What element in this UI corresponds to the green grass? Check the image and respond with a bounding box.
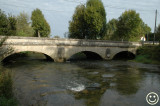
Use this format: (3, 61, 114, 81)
(0, 37, 18, 106)
(133, 45, 160, 64)
(134, 55, 156, 64)
(0, 69, 18, 106)
(0, 96, 17, 106)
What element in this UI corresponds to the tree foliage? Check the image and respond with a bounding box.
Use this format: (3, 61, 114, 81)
(7, 15, 17, 35)
(141, 22, 151, 35)
(16, 12, 34, 37)
(116, 10, 142, 41)
(85, 0, 106, 39)
(54, 35, 60, 38)
(31, 8, 51, 37)
(69, 5, 86, 39)
(156, 24, 160, 41)
(115, 10, 150, 41)
(69, 0, 106, 39)
(0, 9, 16, 36)
(104, 19, 118, 40)
(0, 9, 8, 35)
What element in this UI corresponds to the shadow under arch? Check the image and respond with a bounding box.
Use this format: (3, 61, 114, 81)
(68, 51, 103, 61)
(2, 51, 54, 63)
(113, 51, 135, 60)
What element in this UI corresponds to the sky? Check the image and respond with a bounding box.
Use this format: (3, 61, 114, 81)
(0, 0, 160, 38)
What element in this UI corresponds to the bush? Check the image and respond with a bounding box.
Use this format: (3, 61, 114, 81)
(135, 45, 160, 64)
(0, 96, 17, 106)
(0, 34, 17, 106)
(0, 68, 18, 106)
(0, 70, 13, 98)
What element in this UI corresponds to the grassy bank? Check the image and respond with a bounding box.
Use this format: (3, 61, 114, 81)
(0, 37, 18, 106)
(133, 45, 160, 64)
(0, 67, 18, 106)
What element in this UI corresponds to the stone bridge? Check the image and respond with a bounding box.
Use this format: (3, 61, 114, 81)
(0, 36, 142, 62)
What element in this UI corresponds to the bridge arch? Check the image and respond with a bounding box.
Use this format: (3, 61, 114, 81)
(0, 36, 141, 62)
(67, 50, 103, 61)
(2, 50, 54, 62)
(112, 51, 136, 60)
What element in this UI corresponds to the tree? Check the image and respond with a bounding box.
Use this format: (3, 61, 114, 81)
(0, 9, 16, 36)
(69, 0, 106, 39)
(31, 8, 51, 37)
(69, 4, 86, 39)
(142, 22, 151, 35)
(104, 18, 118, 40)
(64, 32, 68, 38)
(116, 10, 147, 41)
(16, 12, 34, 37)
(54, 35, 60, 38)
(0, 9, 8, 35)
(156, 24, 160, 41)
(85, 0, 106, 39)
(7, 15, 17, 36)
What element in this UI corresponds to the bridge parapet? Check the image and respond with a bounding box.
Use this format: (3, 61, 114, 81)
(0, 36, 143, 62)
(0, 36, 142, 48)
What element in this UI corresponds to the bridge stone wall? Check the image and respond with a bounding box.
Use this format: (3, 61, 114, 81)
(0, 36, 142, 62)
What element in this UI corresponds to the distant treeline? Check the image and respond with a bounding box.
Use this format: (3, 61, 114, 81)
(1, 0, 160, 41)
(146, 33, 160, 41)
(68, 0, 160, 41)
(0, 8, 50, 37)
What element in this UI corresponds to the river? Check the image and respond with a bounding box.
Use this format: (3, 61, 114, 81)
(2, 55, 160, 106)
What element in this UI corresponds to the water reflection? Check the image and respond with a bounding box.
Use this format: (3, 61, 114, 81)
(72, 64, 109, 106)
(71, 62, 144, 106)
(114, 65, 143, 95)
(2, 58, 160, 106)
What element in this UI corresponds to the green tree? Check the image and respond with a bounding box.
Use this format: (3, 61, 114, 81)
(69, 0, 106, 39)
(31, 8, 51, 37)
(85, 0, 106, 39)
(16, 12, 34, 37)
(104, 18, 118, 40)
(116, 10, 146, 41)
(142, 22, 151, 35)
(0, 10, 17, 36)
(0, 9, 8, 35)
(54, 35, 60, 38)
(69, 4, 86, 39)
(7, 15, 17, 36)
(156, 24, 160, 41)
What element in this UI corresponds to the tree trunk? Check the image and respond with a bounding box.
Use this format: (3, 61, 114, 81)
(38, 31, 40, 37)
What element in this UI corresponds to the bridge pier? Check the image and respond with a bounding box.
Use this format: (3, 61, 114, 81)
(54, 58, 66, 62)
(44, 54, 54, 61)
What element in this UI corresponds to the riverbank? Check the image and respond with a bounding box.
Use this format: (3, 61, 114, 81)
(0, 66, 18, 106)
(0, 38, 18, 106)
(133, 45, 160, 64)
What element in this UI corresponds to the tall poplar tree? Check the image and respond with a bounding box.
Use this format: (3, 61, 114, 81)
(85, 0, 106, 39)
(69, 5, 86, 39)
(31, 8, 51, 37)
(69, 0, 106, 39)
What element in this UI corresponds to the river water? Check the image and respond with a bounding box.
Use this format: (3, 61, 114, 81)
(2, 56, 160, 106)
